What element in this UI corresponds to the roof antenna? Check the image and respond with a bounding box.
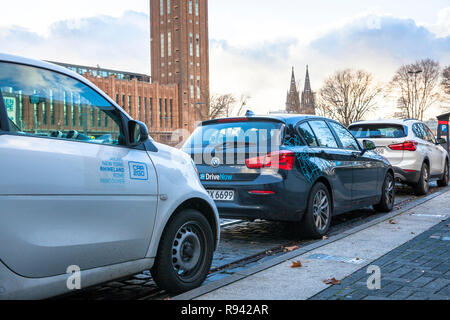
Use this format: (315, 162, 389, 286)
(245, 110, 255, 117)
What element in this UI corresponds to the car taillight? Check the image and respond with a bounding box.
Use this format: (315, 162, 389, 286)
(388, 141, 418, 151)
(246, 150, 296, 171)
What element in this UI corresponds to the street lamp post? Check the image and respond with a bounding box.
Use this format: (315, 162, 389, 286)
(408, 69, 423, 119)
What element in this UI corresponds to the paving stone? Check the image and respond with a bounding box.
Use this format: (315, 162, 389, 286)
(312, 219, 450, 301)
(423, 279, 450, 294)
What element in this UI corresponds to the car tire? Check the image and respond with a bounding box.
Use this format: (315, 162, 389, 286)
(413, 163, 430, 196)
(151, 209, 214, 294)
(374, 172, 395, 213)
(300, 182, 332, 239)
(437, 160, 449, 187)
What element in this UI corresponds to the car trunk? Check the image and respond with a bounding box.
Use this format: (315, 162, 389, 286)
(358, 137, 405, 165)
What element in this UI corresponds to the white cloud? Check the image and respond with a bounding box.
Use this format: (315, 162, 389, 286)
(0, 11, 150, 74)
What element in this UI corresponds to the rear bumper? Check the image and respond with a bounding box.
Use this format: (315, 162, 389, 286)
(393, 166, 421, 184)
(202, 178, 309, 222)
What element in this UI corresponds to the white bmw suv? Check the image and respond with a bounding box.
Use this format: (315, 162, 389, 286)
(0, 53, 220, 299)
(349, 119, 449, 195)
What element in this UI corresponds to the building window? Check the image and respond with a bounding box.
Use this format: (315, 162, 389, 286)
(122, 94, 125, 108)
(128, 96, 132, 114)
(144, 97, 147, 124)
(161, 33, 165, 58)
(159, 99, 163, 127)
(196, 0, 199, 16)
(190, 75, 194, 98)
(138, 96, 142, 121)
(43, 102, 47, 125)
(160, 0, 164, 15)
(115, 94, 119, 104)
(197, 76, 201, 99)
(189, 0, 192, 14)
(150, 98, 153, 127)
(196, 34, 200, 57)
(170, 99, 173, 127)
(168, 32, 172, 57)
(189, 33, 193, 56)
(164, 99, 168, 128)
(167, 0, 171, 14)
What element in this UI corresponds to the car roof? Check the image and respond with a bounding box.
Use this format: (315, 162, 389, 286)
(202, 114, 329, 126)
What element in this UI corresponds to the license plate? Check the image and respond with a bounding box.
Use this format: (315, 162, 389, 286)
(207, 190, 235, 202)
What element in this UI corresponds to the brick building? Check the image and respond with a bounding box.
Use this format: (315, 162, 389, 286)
(150, 0, 210, 134)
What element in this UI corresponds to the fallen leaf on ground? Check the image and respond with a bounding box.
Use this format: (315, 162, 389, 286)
(322, 236, 329, 240)
(290, 261, 302, 268)
(355, 257, 360, 261)
(389, 219, 397, 225)
(285, 245, 299, 252)
(323, 278, 341, 285)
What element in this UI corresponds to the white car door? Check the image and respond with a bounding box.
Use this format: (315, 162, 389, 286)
(0, 61, 158, 278)
(423, 124, 444, 176)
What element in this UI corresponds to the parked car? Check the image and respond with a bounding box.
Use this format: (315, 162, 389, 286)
(349, 119, 449, 195)
(182, 113, 395, 239)
(0, 53, 220, 299)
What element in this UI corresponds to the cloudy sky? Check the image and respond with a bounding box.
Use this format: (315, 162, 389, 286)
(1, 0, 450, 118)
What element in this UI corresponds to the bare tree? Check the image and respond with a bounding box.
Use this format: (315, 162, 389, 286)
(389, 59, 441, 121)
(443, 66, 450, 95)
(317, 69, 382, 126)
(203, 93, 250, 120)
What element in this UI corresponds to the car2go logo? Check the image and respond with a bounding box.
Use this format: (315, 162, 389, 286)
(128, 162, 149, 181)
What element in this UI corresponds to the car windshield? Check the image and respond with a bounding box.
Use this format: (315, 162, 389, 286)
(182, 120, 284, 151)
(349, 124, 407, 139)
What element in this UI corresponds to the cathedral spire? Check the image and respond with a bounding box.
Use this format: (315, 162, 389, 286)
(286, 67, 301, 114)
(301, 65, 316, 115)
(304, 65, 312, 93)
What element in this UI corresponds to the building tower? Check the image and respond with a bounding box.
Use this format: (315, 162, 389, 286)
(285, 67, 301, 114)
(300, 65, 316, 115)
(150, 0, 210, 133)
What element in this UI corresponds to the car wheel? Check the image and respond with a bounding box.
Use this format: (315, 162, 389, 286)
(374, 172, 395, 213)
(151, 209, 214, 294)
(413, 162, 430, 196)
(437, 160, 449, 187)
(300, 182, 332, 239)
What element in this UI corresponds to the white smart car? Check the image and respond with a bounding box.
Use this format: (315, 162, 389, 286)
(0, 53, 220, 299)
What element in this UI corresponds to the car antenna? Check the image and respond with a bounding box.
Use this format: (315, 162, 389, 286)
(245, 110, 255, 117)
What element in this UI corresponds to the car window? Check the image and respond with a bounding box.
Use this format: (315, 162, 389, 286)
(0, 62, 126, 146)
(329, 121, 360, 151)
(424, 125, 436, 143)
(349, 124, 406, 139)
(297, 122, 318, 147)
(308, 120, 338, 148)
(412, 123, 427, 140)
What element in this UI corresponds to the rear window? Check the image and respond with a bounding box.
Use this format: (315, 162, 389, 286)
(349, 124, 407, 139)
(183, 121, 284, 151)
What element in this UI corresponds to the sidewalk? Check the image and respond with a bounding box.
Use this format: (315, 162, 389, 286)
(311, 219, 449, 300)
(189, 190, 450, 300)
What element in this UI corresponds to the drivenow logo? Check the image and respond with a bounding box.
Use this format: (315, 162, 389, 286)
(200, 173, 232, 181)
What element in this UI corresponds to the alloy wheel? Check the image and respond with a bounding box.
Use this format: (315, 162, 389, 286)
(385, 175, 395, 207)
(313, 190, 330, 232)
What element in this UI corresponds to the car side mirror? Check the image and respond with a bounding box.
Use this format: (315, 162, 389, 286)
(436, 138, 446, 145)
(128, 120, 149, 146)
(363, 140, 376, 151)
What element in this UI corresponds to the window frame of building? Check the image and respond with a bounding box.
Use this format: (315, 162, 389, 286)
(189, 0, 193, 14)
(189, 33, 194, 57)
(195, 0, 199, 16)
(161, 33, 165, 58)
(168, 32, 172, 57)
(160, 0, 164, 16)
(196, 34, 200, 58)
(190, 75, 194, 98)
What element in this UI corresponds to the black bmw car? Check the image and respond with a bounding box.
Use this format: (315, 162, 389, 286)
(182, 113, 395, 238)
